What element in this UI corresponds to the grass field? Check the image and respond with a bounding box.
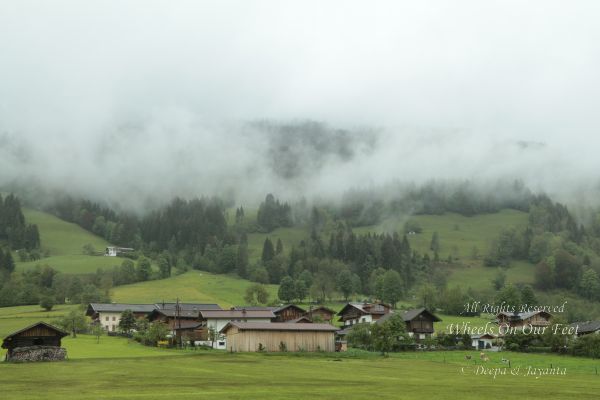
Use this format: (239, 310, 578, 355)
(0, 304, 78, 337)
(111, 270, 279, 308)
(355, 209, 528, 262)
(15, 209, 121, 274)
(2, 348, 600, 399)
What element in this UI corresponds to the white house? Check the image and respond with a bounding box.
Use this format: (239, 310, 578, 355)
(104, 247, 134, 257)
(471, 333, 496, 350)
(199, 309, 275, 349)
(86, 303, 156, 332)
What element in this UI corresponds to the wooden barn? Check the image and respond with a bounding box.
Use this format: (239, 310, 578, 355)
(2, 321, 68, 361)
(272, 304, 307, 322)
(220, 322, 338, 352)
(305, 306, 336, 323)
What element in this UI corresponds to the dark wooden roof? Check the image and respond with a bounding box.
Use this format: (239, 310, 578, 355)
(570, 321, 600, 334)
(86, 303, 156, 316)
(287, 317, 313, 323)
(309, 306, 336, 314)
(375, 308, 442, 324)
(148, 308, 200, 319)
(2, 322, 68, 348)
(273, 304, 307, 314)
(220, 322, 338, 334)
(200, 310, 276, 319)
(156, 303, 221, 311)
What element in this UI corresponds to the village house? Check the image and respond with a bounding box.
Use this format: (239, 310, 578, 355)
(2, 322, 68, 362)
(496, 311, 552, 335)
(304, 306, 336, 323)
(219, 322, 338, 352)
(199, 309, 276, 349)
(148, 303, 221, 330)
(569, 321, 600, 337)
(337, 302, 393, 327)
(272, 304, 307, 322)
(376, 308, 441, 340)
(86, 303, 157, 332)
(471, 333, 496, 350)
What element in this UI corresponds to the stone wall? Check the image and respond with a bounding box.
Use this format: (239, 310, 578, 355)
(7, 346, 67, 362)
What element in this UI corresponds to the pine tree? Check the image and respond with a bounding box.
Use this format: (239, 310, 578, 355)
(261, 238, 274, 263)
(275, 238, 284, 255)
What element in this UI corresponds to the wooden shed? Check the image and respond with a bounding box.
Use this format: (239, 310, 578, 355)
(220, 322, 338, 352)
(2, 321, 68, 361)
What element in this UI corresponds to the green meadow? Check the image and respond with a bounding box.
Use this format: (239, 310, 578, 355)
(111, 270, 279, 308)
(2, 347, 600, 399)
(16, 209, 120, 274)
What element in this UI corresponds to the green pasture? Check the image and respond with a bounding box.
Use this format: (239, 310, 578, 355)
(15, 208, 119, 274)
(111, 270, 279, 308)
(2, 349, 600, 399)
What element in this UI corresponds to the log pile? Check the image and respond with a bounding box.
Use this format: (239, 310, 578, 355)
(7, 346, 67, 362)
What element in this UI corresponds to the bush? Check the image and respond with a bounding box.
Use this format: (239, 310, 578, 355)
(39, 295, 55, 311)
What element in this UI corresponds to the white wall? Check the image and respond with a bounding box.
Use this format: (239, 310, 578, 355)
(99, 312, 121, 331)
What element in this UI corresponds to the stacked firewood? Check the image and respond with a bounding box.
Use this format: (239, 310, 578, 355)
(8, 346, 67, 362)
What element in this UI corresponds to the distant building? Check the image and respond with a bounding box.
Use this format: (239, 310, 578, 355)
(86, 303, 156, 332)
(199, 309, 275, 349)
(336, 302, 393, 327)
(570, 321, 600, 337)
(220, 322, 338, 352)
(2, 322, 68, 362)
(305, 306, 336, 323)
(104, 247, 134, 257)
(496, 311, 552, 334)
(471, 333, 496, 350)
(376, 308, 441, 340)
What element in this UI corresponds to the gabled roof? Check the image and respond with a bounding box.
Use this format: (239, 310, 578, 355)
(220, 322, 338, 334)
(273, 304, 307, 314)
(401, 308, 441, 322)
(570, 321, 600, 334)
(471, 333, 496, 339)
(86, 303, 156, 316)
(287, 317, 313, 323)
(199, 310, 276, 319)
(148, 308, 200, 319)
(375, 308, 442, 325)
(156, 303, 221, 311)
(2, 321, 68, 348)
(308, 306, 336, 315)
(233, 306, 277, 311)
(337, 303, 389, 316)
(496, 310, 552, 321)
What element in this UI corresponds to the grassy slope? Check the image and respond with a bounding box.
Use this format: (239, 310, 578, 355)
(2, 350, 600, 399)
(16, 209, 122, 274)
(111, 270, 279, 308)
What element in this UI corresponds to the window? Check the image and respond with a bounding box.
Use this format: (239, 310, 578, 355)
(112, 316, 116, 321)
(111, 325, 115, 331)
(105, 316, 109, 321)
(218, 341, 225, 346)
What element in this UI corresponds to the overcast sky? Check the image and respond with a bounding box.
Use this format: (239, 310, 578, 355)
(1, 1, 599, 208)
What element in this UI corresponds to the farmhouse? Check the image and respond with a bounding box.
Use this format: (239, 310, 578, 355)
(272, 304, 307, 322)
(149, 303, 221, 330)
(220, 322, 338, 352)
(2, 322, 68, 362)
(305, 306, 336, 322)
(199, 309, 276, 349)
(376, 308, 441, 340)
(569, 321, 600, 337)
(496, 311, 552, 335)
(86, 303, 157, 332)
(337, 302, 392, 327)
(471, 333, 496, 350)
(104, 246, 134, 257)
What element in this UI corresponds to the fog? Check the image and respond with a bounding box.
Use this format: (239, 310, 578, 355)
(1, 1, 599, 209)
